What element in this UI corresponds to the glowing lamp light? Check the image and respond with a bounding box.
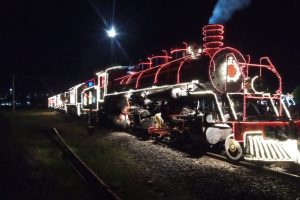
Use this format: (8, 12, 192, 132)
(106, 26, 117, 38)
(220, 56, 241, 82)
(87, 81, 94, 87)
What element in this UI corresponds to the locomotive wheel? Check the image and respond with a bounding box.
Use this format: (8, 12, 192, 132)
(225, 134, 243, 161)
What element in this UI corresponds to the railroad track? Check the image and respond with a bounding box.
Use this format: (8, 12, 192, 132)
(49, 128, 122, 200)
(204, 151, 300, 184)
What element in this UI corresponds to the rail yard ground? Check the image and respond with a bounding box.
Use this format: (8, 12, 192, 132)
(0, 109, 300, 200)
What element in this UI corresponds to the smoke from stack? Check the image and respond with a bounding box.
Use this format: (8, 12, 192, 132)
(209, 0, 252, 24)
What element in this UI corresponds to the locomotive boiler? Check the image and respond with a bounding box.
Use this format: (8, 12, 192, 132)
(49, 24, 300, 162)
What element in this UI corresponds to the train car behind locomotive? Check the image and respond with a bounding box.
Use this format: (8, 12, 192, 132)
(49, 24, 300, 163)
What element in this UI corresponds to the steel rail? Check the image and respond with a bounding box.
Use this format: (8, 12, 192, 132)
(50, 128, 122, 200)
(204, 151, 300, 184)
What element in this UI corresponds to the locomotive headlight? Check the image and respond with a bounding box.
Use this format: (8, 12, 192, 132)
(223, 56, 241, 82)
(219, 56, 241, 83)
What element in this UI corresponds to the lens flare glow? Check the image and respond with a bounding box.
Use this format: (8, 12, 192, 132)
(106, 26, 117, 38)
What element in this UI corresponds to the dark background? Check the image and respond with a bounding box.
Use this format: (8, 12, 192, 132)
(1, 0, 299, 95)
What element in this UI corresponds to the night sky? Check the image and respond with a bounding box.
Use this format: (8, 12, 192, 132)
(1, 0, 300, 94)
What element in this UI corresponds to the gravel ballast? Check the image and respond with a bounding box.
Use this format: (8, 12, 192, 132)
(103, 131, 300, 200)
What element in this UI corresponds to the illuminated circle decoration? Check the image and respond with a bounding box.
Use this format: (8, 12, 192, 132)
(209, 47, 246, 93)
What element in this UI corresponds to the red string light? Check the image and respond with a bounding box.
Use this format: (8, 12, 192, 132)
(202, 24, 224, 55)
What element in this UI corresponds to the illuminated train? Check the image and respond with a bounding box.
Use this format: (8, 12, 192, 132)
(49, 24, 300, 162)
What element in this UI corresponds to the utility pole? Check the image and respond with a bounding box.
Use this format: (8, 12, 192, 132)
(12, 73, 15, 112)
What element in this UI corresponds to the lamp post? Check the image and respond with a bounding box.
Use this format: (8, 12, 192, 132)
(12, 74, 15, 112)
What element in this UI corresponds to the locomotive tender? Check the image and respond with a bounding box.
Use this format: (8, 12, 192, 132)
(49, 24, 300, 162)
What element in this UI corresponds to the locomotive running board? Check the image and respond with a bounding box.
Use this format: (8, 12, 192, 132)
(244, 135, 298, 162)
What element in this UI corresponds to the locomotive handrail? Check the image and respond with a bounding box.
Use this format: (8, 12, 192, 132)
(136, 64, 160, 88)
(121, 76, 130, 85)
(259, 56, 282, 94)
(170, 42, 188, 54)
(135, 61, 152, 71)
(114, 74, 131, 81)
(176, 57, 191, 84)
(241, 55, 251, 77)
(148, 55, 172, 68)
(170, 48, 187, 54)
(148, 55, 172, 60)
(154, 62, 171, 84)
(125, 72, 139, 85)
(153, 56, 191, 84)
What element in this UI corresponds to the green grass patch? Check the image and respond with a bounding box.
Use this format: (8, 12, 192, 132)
(1, 110, 96, 200)
(1, 109, 166, 200)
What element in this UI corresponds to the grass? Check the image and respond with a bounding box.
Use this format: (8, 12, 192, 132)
(1, 109, 96, 200)
(1, 109, 166, 200)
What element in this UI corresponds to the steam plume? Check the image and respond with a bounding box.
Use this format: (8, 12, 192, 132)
(209, 0, 252, 24)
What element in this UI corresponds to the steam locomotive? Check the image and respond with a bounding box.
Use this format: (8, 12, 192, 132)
(48, 24, 300, 162)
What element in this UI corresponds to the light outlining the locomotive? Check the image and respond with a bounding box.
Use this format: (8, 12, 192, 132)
(281, 98, 292, 120)
(282, 94, 296, 107)
(250, 76, 264, 94)
(243, 131, 298, 161)
(262, 93, 279, 116)
(226, 93, 238, 120)
(202, 24, 224, 54)
(49, 24, 300, 164)
(187, 46, 202, 59)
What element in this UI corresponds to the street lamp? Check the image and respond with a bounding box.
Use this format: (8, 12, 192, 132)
(106, 26, 117, 38)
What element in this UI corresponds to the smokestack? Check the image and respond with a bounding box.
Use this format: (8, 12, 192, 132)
(209, 0, 252, 24)
(202, 24, 224, 55)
